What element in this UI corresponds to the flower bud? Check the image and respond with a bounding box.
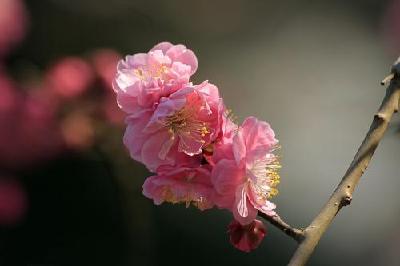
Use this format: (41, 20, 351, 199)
(227, 219, 266, 252)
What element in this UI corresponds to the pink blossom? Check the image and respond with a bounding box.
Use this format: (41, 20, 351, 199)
(211, 117, 280, 225)
(45, 57, 94, 99)
(0, 0, 28, 57)
(123, 81, 223, 172)
(142, 165, 214, 210)
(113, 42, 198, 114)
(228, 219, 266, 252)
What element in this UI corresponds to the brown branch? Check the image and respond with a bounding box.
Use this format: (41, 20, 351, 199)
(287, 57, 400, 266)
(258, 212, 305, 242)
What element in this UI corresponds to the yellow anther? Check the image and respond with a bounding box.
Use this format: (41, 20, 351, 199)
(269, 188, 279, 198)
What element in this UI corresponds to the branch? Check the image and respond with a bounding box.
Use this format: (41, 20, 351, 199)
(287, 57, 400, 266)
(258, 212, 305, 242)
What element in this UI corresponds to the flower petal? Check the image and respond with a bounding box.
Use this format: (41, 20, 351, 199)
(150, 42, 173, 53)
(166, 45, 198, 75)
(233, 185, 258, 225)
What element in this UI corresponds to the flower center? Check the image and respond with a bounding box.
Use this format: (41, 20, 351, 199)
(133, 65, 168, 81)
(164, 106, 210, 142)
(248, 152, 281, 200)
(160, 186, 212, 210)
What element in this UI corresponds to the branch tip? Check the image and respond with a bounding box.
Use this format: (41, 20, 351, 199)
(381, 73, 394, 86)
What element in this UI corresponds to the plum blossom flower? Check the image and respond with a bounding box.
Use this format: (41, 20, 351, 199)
(211, 116, 281, 225)
(227, 219, 266, 252)
(142, 165, 214, 210)
(123, 81, 223, 172)
(114, 42, 198, 114)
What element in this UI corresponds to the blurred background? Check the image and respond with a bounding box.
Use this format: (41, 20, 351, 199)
(0, 0, 400, 265)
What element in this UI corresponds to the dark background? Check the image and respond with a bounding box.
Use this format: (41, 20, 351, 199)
(1, 0, 400, 265)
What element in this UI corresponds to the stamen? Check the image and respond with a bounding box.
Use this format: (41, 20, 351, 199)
(249, 152, 281, 201)
(225, 108, 238, 124)
(133, 68, 145, 80)
(161, 186, 211, 210)
(163, 105, 211, 145)
(162, 187, 178, 204)
(133, 65, 169, 81)
(268, 188, 279, 197)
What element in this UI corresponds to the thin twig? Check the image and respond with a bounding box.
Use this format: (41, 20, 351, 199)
(381, 73, 394, 85)
(287, 57, 400, 266)
(258, 212, 304, 242)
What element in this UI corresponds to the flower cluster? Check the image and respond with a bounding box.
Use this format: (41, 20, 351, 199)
(114, 42, 281, 252)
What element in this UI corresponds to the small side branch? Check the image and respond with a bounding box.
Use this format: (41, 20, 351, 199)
(258, 212, 304, 243)
(287, 57, 400, 266)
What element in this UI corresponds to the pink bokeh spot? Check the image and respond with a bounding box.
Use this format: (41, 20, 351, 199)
(61, 111, 95, 150)
(0, 0, 28, 57)
(45, 57, 94, 99)
(0, 178, 27, 225)
(91, 49, 121, 90)
(0, 80, 64, 169)
(0, 70, 19, 113)
(103, 92, 125, 125)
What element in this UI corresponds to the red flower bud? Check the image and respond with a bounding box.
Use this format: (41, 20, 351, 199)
(228, 219, 266, 252)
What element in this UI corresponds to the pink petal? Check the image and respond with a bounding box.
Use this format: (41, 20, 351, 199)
(159, 134, 176, 160)
(148, 50, 171, 67)
(211, 159, 244, 195)
(117, 91, 141, 114)
(150, 42, 173, 53)
(166, 45, 198, 75)
(177, 133, 203, 156)
(233, 186, 258, 225)
(123, 111, 153, 162)
(141, 130, 174, 171)
(142, 175, 164, 205)
(237, 185, 248, 217)
(114, 70, 140, 93)
(124, 53, 148, 69)
(233, 130, 246, 167)
(241, 117, 278, 160)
